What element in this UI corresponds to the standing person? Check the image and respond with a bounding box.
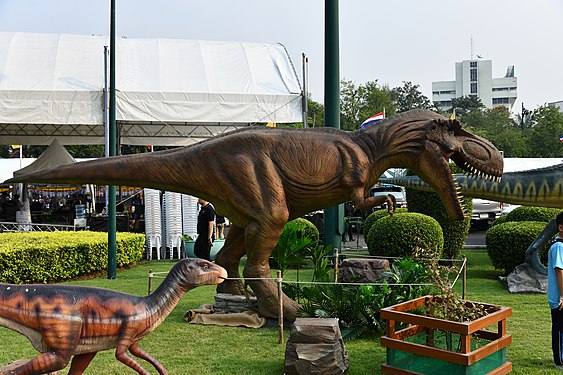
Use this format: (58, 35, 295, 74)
(194, 198, 215, 261)
(216, 214, 226, 240)
(548, 211, 563, 369)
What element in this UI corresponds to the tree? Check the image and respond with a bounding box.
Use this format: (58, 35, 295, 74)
(527, 105, 563, 157)
(451, 95, 485, 119)
(391, 81, 434, 113)
(340, 79, 396, 131)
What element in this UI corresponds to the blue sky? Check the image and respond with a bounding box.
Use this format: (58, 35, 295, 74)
(0, 0, 562, 111)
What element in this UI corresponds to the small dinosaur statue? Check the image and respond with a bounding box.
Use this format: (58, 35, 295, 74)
(0, 259, 227, 375)
(5, 109, 503, 321)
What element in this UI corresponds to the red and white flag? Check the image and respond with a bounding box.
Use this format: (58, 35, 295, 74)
(360, 112, 385, 128)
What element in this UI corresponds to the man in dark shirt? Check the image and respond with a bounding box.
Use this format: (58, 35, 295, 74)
(194, 198, 215, 260)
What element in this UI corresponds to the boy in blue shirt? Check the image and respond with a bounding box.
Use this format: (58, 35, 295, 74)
(548, 211, 563, 369)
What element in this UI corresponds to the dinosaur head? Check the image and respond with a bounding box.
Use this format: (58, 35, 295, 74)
(173, 259, 228, 290)
(410, 115, 503, 220)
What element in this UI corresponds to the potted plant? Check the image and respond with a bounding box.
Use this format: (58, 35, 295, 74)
(182, 235, 225, 261)
(379, 247, 512, 374)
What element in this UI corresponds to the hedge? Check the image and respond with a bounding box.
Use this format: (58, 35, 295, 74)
(363, 208, 408, 238)
(485, 221, 550, 275)
(366, 212, 444, 258)
(0, 231, 145, 283)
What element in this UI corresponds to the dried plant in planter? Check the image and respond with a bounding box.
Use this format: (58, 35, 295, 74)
(412, 244, 499, 323)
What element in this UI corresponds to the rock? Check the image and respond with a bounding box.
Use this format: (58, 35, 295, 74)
(504, 263, 547, 293)
(338, 258, 390, 283)
(213, 293, 259, 313)
(284, 318, 349, 375)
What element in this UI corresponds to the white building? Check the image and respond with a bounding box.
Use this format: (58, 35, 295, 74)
(549, 100, 563, 112)
(432, 60, 517, 111)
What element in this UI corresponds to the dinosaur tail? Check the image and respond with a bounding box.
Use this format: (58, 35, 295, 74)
(4, 149, 202, 196)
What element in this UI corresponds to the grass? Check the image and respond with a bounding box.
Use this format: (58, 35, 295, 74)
(0, 250, 558, 374)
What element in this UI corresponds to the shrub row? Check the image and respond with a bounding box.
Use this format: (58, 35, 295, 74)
(0, 231, 145, 283)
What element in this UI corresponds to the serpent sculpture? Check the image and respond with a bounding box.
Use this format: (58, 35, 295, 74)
(5, 109, 503, 321)
(0, 259, 227, 375)
(381, 163, 563, 275)
(380, 163, 563, 209)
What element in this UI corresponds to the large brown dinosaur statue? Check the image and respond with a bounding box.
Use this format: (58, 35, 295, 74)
(5, 109, 504, 322)
(0, 259, 227, 375)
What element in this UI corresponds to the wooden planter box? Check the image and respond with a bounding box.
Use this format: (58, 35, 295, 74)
(380, 295, 512, 375)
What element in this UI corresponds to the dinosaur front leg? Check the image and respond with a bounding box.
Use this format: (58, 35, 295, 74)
(129, 342, 167, 375)
(215, 225, 246, 295)
(243, 222, 300, 322)
(68, 352, 97, 374)
(351, 189, 395, 212)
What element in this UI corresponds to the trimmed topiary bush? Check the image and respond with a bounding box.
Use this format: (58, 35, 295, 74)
(491, 215, 509, 226)
(405, 188, 472, 259)
(485, 221, 551, 275)
(504, 206, 561, 223)
(366, 212, 444, 258)
(363, 208, 408, 237)
(271, 218, 319, 274)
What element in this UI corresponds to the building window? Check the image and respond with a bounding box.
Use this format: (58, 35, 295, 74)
(470, 68, 477, 81)
(470, 61, 477, 68)
(470, 82, 477, 94)
(493, 98, 510, 105)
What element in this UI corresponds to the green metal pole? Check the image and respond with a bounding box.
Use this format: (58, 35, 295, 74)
(108, 0, 117, 279)
(323, 0, 343, 253)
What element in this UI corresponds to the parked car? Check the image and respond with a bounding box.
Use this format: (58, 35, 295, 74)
(500, 204, 521, 216)
(370, 185, 407, 210)
(471, 199, 503, 227)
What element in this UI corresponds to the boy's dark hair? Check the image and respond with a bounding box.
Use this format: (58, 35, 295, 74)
(556, 211, 563, 227)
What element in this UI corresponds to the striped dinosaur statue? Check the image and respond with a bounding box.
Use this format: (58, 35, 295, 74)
(5, 109, 503, 321)
(0, 259, 227, 375)
(380, 164, 563, 275)
(380, 163, 563, 209)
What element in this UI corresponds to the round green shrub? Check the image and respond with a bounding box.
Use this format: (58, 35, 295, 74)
(492, 215, 509, 226)
(485, 221, 551, 275)
(504, 206, 561, 223)
(366, 212, 444, 258)
(363, 208, 408, 237)
(405, 188, 472, 259)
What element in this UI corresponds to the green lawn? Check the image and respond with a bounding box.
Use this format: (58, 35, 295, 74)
(0, 250, 557, 374)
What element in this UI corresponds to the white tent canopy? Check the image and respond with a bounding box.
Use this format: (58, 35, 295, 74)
(13, 139, 75, 178)
(0, 32, 303, 146)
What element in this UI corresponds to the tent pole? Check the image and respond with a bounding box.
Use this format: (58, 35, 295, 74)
(107, 0, 117, 279)
(302, 53, 308, 128)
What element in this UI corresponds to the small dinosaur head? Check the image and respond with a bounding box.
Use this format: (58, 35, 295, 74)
(413, 115, 503, 220)
(173, 259, 228, 290)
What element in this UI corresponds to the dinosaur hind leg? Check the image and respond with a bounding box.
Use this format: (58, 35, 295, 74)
(243, 221, 300, 322)
(129, 342, 167, 375)
(115, 329, 152, 375)
(215, 225, 246, 295)
(68, 352, 97, 374)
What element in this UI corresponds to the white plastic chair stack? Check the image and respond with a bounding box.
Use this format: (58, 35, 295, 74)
(164, 191, 183, 259)
(144, 189, 162, 260)
(181, 194, 198, 239)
